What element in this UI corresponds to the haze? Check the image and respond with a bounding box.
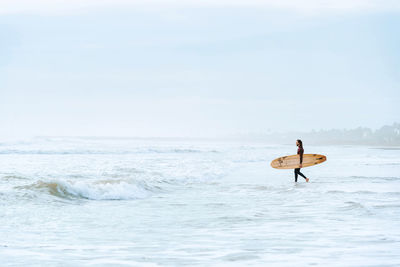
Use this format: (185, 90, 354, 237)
(1, 0, 399, 138)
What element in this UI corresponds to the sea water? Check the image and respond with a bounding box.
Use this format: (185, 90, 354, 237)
(0, 137, 399, 266)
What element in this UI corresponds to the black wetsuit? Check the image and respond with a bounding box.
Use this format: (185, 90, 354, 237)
(294, 147, 307, 182)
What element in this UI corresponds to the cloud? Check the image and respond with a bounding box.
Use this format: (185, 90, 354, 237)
(1, 0, 400, 15)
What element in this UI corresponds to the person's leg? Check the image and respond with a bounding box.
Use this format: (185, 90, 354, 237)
(297, 169, 307, 179)
(297, 169, 309, 182)
(294, 168, 299, 182)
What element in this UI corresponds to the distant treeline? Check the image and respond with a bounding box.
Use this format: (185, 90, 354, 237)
(286, 123, 400, 146)
(234, 123, 400, 146)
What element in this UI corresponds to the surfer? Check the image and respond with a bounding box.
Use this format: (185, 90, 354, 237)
(295, 139, 309, 182)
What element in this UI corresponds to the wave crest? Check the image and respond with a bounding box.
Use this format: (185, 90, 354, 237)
(26, 179, 152, 200)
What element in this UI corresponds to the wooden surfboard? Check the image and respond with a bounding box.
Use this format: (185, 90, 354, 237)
(271, 154, 326, 169)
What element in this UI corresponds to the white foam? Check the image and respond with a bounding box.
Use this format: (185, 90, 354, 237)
(54, 179, 151, 200)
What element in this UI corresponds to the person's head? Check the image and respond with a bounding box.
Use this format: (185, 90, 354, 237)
(296, 139, 303, 147)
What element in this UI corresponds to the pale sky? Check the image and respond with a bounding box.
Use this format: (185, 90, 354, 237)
(0, 0, 399, 138)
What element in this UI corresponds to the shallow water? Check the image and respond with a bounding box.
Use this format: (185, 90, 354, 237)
(0, 138, 399, 266)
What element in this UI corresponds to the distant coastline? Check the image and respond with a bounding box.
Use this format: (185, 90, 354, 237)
(228, 123, 400, 146)
(23, 123, 400, 147)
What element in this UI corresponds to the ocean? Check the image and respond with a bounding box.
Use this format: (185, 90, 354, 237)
(0, 137, 399, 266)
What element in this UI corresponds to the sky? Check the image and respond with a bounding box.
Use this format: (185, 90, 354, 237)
(0, 0, 399, 138)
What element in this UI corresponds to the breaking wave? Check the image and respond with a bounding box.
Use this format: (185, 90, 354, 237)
(22, 179, 155, 200)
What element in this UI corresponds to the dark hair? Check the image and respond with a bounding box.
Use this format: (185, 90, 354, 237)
(297, 139, 303, 147)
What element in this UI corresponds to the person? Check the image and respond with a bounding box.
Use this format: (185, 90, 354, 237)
(295, 139, 309, 182)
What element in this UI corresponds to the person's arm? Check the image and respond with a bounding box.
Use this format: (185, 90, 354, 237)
(299, 150, 303, 167)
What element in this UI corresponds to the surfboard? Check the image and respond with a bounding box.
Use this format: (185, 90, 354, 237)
(270, 154, 326, 169)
